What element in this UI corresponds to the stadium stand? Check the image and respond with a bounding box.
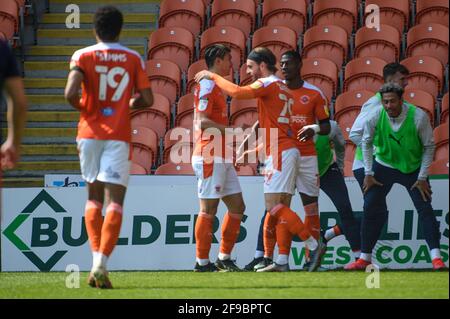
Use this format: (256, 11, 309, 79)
(354, 24, 401, 62)
(441, 93, 449, 124)
(404, 89, 436, 126)
(147, 26, 195, 72)
(131, 126, 159, 165)
(343, 57, 387, 93)
(163, 127, 194, 164)
(131, 144, 155, 174)
(364, 0, 410, 33)
(301, 57, 339, 103)
(155, 162, 195, 175)
(158, 0, 206, 37)
(251, 26, 298, 63)
(434, 123, 449, 161)
(130, 162, 149, 175)
(415, 0, 449, 27)
(302, 25, 349, 70)
(210, 0, 256, 38)
(0, 0, 18, 40)
(312, 0, 358, 35)
(261, 0, 307, 35)
(429, 159, 449, 175)
(175, 93, 195, 128)
(229, 98, 258, 128)
(401, 55, 444, 98)
(145, 59, 181, 105)
(187, 59, 207, 94)
(406, 23, 449, 66)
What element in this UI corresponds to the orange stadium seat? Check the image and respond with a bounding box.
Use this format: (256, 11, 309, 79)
(312, 0, 358, 35)
(354, 24, 401, 62)
(303, 25, 349, 70)
(130, 162, 149, 175)
(235, 165, 257, 176)
(155, 162, 195, 175)
(175, 93, 195, 128)
(262, 0, 307, 35)
(159, 0, 206, 37)
(343, 160, 354, 177)
(334, 90, 375, 139)
(433, 123, 449, 161)
(365, 0, 410, 33)
(131, 126, 159, 160)
(163, 127, 194, 164)
(344, 142, 356, 164)
(406, 23, 449, 66)
(147, 27, 195, 73)
(416, 0, 449, 27)
(229, 98, 258, 128)
(145, 59, 181, 105)
(251, 26, 298, 64)
(428, 159, 449, 175)
(0, 0, 18, 40)
(239, 63, 253, 86)
(404, 89, 436, 126)
(130, 93, 171, 140)
(401, 56, 444, 98)
(200, 26, 246, 72)
(210, 0, 256, 38)
(131, 144, 155, 173)
(301, 57, 339, 103)
(187, 59, 207, 94)
(441, 93, 449, 124)
(343, 57, 386, 93)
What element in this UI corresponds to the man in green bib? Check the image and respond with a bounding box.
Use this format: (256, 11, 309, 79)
(345, 83, 446, 270)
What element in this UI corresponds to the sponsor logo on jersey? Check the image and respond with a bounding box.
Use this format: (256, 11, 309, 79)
(300, 95, 310, 104)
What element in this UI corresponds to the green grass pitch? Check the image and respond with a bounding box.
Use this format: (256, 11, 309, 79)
(0, 271, 448, 299)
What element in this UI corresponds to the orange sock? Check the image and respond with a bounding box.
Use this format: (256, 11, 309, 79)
(304, 202, 320, 240)
(220, 212, 242, 255)
(270, 204, 311, 240)
(195, 212, 214, 259)
(84, 200, 103, 252)
(275, 222, 292, 255)
(99, 203, 123, 257)
(263, 212, 277, 258)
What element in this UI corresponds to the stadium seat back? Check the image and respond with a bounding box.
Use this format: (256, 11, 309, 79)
(344, 57, 386, 93)
(147, 27, 195, 72)
(303, 25, 348, 69)
(210, 0, 256, 38)
(441, 93, 449, 124)
(404, 89, 436, 126)
(187, 60, 207, 93)
(406, 23, 449, 66)
(130, 162, 148, 175)
(336, 109, 361, 141)
(313, 0, 358, 35)
(131, 144, 155, 172)
(251, 26, 298, 63)
(131, 126, 159, 156)
(416, 0, 449, 27)
(301, 58, 339, 103)
(0, 0, 19, 39)
(355, 24, 400, 62)
(344, 142, 357, 163)
(343, 160, 354, 177)
(401, 56, 444, 98)
(365, 0, 409, 33)
(235, 165, 257, 176)
(145, 59, 181, 105)
(163, 127, 194, 163)
(262, 0, 307, 35)
(428, 159, 449, 175)
(200, 26, 246, 71)
(434, 123, 449, 147)
(155, 162, 195, 175)
(159, 0, 206, 37)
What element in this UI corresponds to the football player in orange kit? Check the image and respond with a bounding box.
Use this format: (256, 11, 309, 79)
(64, 6, 153, 288)
(195, 47, 326, 272)
(192, 44, 246, 272)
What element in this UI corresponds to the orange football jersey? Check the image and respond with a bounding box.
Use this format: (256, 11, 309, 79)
(70, 42, 151, 143)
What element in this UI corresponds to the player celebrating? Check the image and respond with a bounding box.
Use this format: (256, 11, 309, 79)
(64, 6, 153, 288)
(192, 44, 246, 272)
(345, 83, 446, 270)
(195, 47, 325, 272)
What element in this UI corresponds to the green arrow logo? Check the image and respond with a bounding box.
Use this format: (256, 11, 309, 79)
(3, 190, 68, 271)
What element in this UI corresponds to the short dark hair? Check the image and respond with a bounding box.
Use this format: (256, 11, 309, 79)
(281, 50, 301, 64)
(248, 47, 278, 73)
(94, 6, 123, 42)
(383, 62, 409, 81)
(379, 82, 404, 99)
(204, 44, 231, 69)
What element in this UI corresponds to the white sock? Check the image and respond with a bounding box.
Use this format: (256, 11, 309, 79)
(93, 252, 108, 269)
(276, 254, 289, 265)
(254, 250, 264, 259)
(92, 251, 100, 270)
(218, 253, 230, 261)
(353, 250, 361, 259)
(360, 253, 372, 262)
(324, 228, 336, 241)
(431, 248, 441, 260)
(304, 236, 318, 251)
(196, 258, 210, 266)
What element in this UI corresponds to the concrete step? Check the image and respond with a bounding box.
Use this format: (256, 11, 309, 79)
(42, 12, 156, 24)
(27, 45, 145, 57)
(25, 95, 73, 111)
(1, 110, 78, 123)
(1, 177, 44, 188)
(49, 0, 161, 13)
(2, 127, 76, 138)
(24, 61, 69, 78)
(37, 28, 152, 46)
(7, 160, 80, 172)
(20, 144, 77, 156)
(24, 78, 66, 89)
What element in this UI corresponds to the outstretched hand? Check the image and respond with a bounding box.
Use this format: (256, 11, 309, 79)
(194, 70, 214, 83)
